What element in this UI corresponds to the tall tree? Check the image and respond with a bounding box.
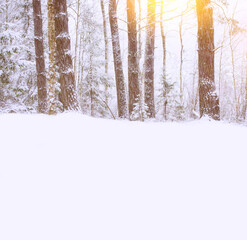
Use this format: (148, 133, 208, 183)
(127, 0, 140, 117)
(100, 0, 109, 105)
(244, 53, 247, 120)
(144, 0, 156, 118)
(196, 0, 220, 120)
(137, 0, 146, 121)
(48, 0, 57, 114)
(137, 0, 142, 64)
(32, 0, 47, 113)
(73, 0, 80, 84)
(179, 15, 184, 104)
(227, 11, 241, 119)
(160, 0, 168, 119)
(160, 0, 166, 78)
(54, 0, 80, 111)
(109, 0, 128, 118)
(5, 0, 9, 23)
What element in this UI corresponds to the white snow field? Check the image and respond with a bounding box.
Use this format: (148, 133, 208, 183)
(0, 114, 247, 240)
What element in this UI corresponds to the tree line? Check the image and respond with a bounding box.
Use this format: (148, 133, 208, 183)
(0, 0, 246, 122)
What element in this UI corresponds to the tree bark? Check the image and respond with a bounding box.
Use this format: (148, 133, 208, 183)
(137, 0, 145, 121)
(244, 53, 247, 120)
(228, 19, 238, 118)
(127, 0, 140, 117)
(196, 0, 220, 120)
(137, 0, 142, 64)
(48, 0, 56, 114)
(32, 0, 47, 113)
(74, 0, 80, 85)
(101, 0, 109, 76)
(144, 0, 156, 118)
(160, 0, 166, 78)
(54, 0, 80, 111)
(89, 54, 94, 117)
(160, 0, 167, 120)
(100, 0, 109, 105)
(109, 0, 128, 118)
(5, 0, 9, 24)
(179, 15, 184, 104)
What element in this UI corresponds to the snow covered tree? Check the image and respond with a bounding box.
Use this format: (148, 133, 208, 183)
(47, 0, 58, 114)
(159, 0, 168, 120)
(32, 0, 47, 113)
(196, 0, 220, 120)
(109, 0, 127, 118)
(127, 0, 140, 118)
(54, 0, 80, 111)
(0, 0, 37, 112)
(100, 0, 110, 106)
(77, 2, 113, 118)
(144, 0, 156, 118)
(1, 0, 247, 125)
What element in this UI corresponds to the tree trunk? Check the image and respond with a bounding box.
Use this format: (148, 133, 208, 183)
(109, 0, 128, 118)
(179, 15, 184, 104)
(137, 0, 145, 121)
(160, 0, 167, 120)
(100, 0, 109, 105)
(127, 0, 140, 117)
(137, 0, 142, 64)
(89, 54, 94, 117)
(229, 22, 238, 119)
(5, 0, 9, 24)
(74, 0, 80, 85)
(144, 0, 156, 118)
(196, 0, 220, 120)
(48, 0, 56, 114)
(32, 0, 47, 113)
(54, 0, 80, 111)
(218, 27, 226, 111)
(160, 1, 166, 78)
(244, 53, 247, 120)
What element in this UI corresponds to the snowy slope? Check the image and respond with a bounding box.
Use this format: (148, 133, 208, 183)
(0, 114, 247, 240)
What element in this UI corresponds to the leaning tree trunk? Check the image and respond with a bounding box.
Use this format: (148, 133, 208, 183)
(54, 0, 80, 111)
(127, 0, 140, 117)
(32, 0, 47, 113)
(196, 0, 220, 120)
(144, 0, 156, 118)
(109, 0, 128, 118)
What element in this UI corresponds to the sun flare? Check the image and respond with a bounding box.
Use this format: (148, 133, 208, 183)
(162, 0, 191, 11)
(138, 0, 191, 15)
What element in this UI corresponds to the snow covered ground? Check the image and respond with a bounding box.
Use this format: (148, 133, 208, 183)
(0, 114, 247, 240)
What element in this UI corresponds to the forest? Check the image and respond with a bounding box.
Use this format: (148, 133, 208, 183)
(0, 0, 247, 122)
(1, 1, 247, 239)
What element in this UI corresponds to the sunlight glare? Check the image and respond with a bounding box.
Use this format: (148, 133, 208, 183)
(159, 0, 190, 12)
